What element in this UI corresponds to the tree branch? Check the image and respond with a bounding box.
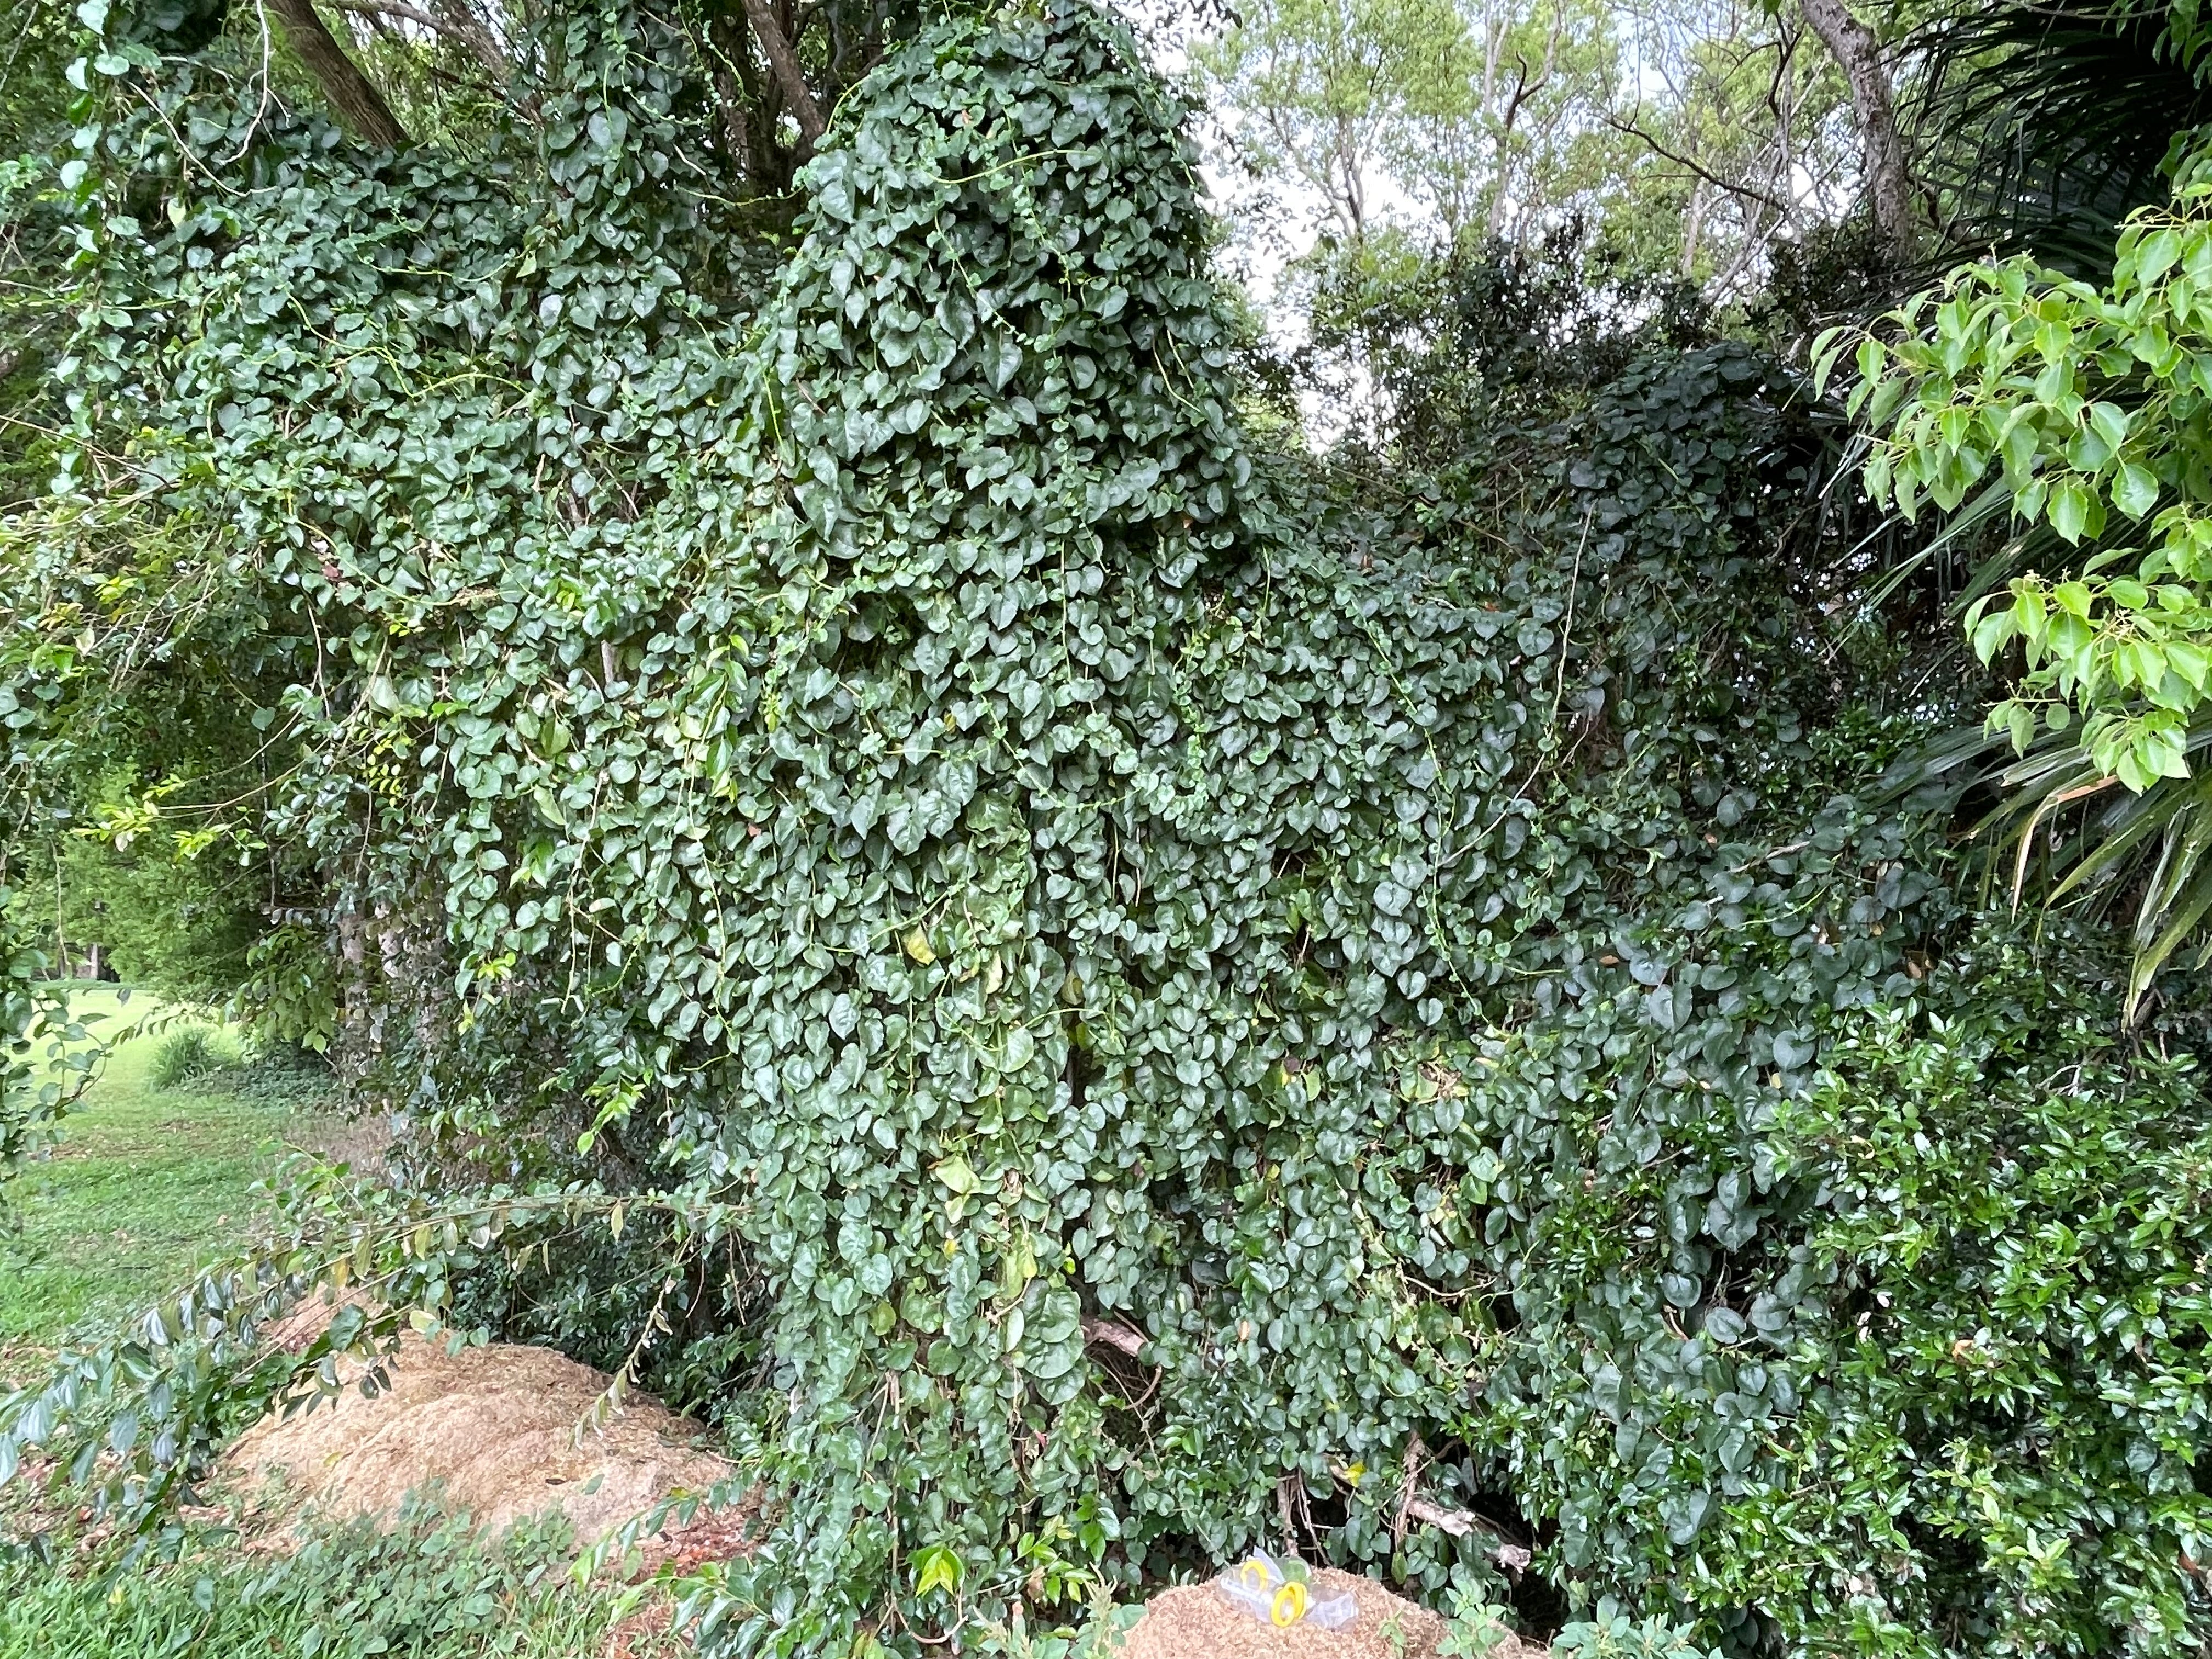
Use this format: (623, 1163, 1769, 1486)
(744, 0, 826, 144)
(326, 0, 507, 85)
(1331, 1456, 1530, 1569)
(1795, 0, 1916, 255)
(326, 0, 512, 89)
(1080, 1317, 1144, 1357)
(1606, 112, 1794, 218)
(263, 0, 409, 147)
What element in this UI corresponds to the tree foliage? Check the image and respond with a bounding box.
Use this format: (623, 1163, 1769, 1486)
(1836, 153, 2212, 792)
(1195, 0, 1859, 301)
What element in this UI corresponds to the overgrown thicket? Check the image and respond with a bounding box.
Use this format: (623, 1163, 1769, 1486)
(3, 5, 2209, 1659)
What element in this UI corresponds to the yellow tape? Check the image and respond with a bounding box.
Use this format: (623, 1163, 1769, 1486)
(1271, 1583, 1307, 1627)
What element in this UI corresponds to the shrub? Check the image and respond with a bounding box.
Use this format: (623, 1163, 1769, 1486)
(1734, 943, 2212, 1655)
(146, 1023, 239, 1090)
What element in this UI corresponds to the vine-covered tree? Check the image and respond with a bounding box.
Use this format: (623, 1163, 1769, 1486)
(2, 6, 2209, 1659)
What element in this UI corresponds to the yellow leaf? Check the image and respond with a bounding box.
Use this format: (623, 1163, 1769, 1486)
(902, 925, 935, 964)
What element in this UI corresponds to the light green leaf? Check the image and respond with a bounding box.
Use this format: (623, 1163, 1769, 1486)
(2114, 462, 2160, 519)
(934, 1157, 978, 1197)
(2050, 482, 2095, 543)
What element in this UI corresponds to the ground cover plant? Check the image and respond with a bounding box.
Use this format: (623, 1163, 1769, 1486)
(0, 1497, 682, 1659)
(1, 4, 2208, 1659)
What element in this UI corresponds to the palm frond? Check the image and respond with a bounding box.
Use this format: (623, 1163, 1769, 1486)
(1893, 712, 2212, 1018)
(1903, 0, 2212, 277)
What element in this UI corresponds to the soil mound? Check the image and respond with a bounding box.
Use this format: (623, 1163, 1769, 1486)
(217, 1329, 734, 1558)
(1119, 1568, 1545, 1659)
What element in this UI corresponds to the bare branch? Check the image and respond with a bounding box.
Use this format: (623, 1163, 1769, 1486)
(1328, 1457, 1531, 1568)
(326, 0, 507, 84)
(1606, 111, 1794, 218)
(330, 0, 437, 34)
(1080, 1317, 1144, 1357)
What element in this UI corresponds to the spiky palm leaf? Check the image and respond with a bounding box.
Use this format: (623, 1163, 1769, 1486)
(1903, 0, 2212, 275)
(1895, 712, 2212, 1018)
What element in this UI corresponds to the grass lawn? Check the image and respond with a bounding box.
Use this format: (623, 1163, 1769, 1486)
(0, 986, 345, 1381)
(0, 990, 686, 1658)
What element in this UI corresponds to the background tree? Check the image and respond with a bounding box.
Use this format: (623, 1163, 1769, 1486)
(1194, 0, 1865, 452)
(1194, 0, 1476, 244)
(1382, 0, 1624, 247)
(1609, 0, 1857, 293)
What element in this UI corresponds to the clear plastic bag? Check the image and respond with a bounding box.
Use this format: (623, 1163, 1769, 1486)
(1213, 1549, 1360, 1629)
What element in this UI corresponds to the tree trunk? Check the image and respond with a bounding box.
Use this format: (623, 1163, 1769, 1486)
(704, 8, 788, 193)
(744, 0, 826, 144)
(1680, 176, 1707, 276)
(264, 0, 410, 148)
(1796, 0, 1914, 254)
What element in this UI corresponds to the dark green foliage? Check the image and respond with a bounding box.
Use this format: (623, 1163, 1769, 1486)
(1740, 942, 2212, 1655)
(2, 7, 2209, 1659)
(1308, 224, 1708, 457)
(221, 1034, 337, 1106)
(0, 0, 83, 510)
(1903, 0, 2212, 279)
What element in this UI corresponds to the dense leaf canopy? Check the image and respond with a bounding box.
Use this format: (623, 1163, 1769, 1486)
(2, 5, 2209, 1658)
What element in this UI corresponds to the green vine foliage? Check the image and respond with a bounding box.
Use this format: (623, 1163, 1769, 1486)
(3, 4, 2210, 1657)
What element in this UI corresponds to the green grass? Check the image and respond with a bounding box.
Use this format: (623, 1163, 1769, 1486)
(0, 1497, 679, 1659)
(1, 986, 341, 1379)
(0, 990, 682, 1658)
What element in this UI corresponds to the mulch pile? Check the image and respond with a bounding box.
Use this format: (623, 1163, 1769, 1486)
(1119, 1567, 1547, 1659)
(216, 1321, 742, 1569)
